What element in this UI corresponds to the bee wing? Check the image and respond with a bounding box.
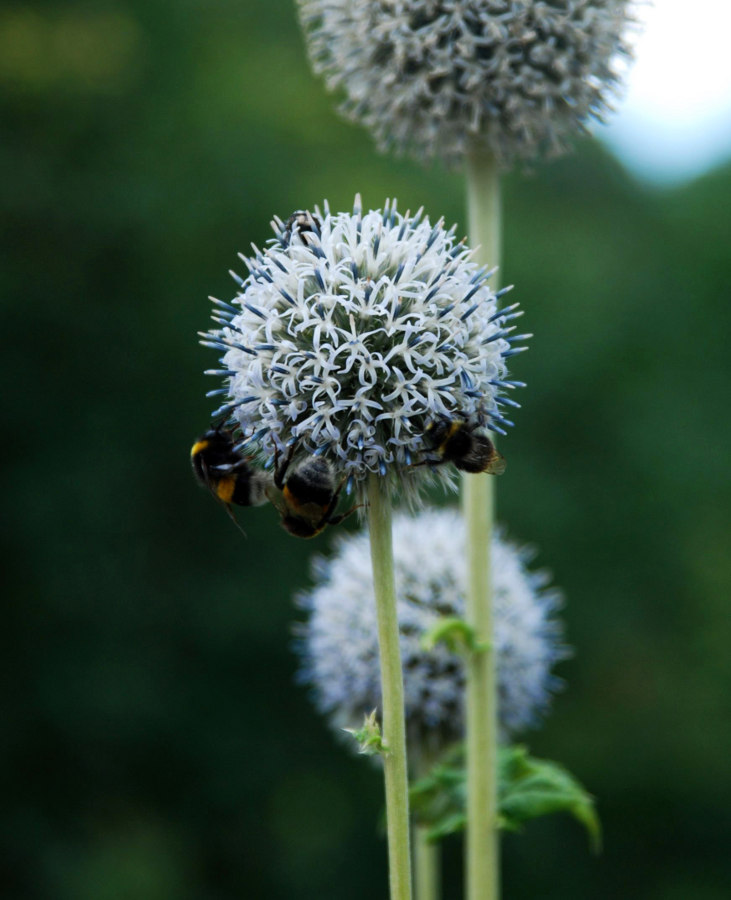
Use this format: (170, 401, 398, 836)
(264, 483, 285, 515)
(198, 457, 215, 488)
(213, 458, 249, 473)
(485, 451, 506, 476)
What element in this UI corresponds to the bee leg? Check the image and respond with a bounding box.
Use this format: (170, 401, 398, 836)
(221, 502, 248, 539)
(322, 475, 362, 527)
(325, 505, 362, 527)
(410, 456, 444, 469)
(273, 442, 296, 489)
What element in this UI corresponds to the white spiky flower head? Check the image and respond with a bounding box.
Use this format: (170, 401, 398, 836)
(296, 509, 568, 752)
(297, 0, 634, 167)
(202, 197, 528, 505)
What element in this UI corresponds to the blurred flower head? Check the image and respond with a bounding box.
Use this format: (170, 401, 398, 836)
(203, 197, 527, 504)
(296, 509, 568, 752)
(297, 0, 634, 167)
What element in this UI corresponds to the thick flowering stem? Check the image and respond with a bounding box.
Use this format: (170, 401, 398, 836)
(463, 147, 501, 900)
(368, 474, 412, 900)
(413, 750, 440, 900)
(414, 826, 439, 900)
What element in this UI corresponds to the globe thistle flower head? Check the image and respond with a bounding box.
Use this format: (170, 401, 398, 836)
(202, 197, 528, 506)
(296, 510, 568, 751)
(297, 0, 635, 167)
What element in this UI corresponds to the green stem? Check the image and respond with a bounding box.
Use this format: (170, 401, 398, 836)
(368, 473, 412, 900)
(414, 825, 440, 900)
(413, 748, 440, 900)
(463, 147, 501, 900)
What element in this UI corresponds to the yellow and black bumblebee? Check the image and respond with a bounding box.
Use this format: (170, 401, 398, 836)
(267, 445, 357, 539)
(191, 428, 272, 533)
(422, 417, 506, 475)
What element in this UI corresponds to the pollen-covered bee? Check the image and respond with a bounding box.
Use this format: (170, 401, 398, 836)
(422, 417, 506, 475)
(191, 427, 272, 533)
(280, 210, 322, 245)
(267, 446, 357, 539)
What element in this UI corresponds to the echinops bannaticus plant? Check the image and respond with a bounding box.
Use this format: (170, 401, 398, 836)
(292, 11, 632, 887)
(197, 196, 529, 900)
(296, 0, 634, 168)
(292, 7, 633, 896)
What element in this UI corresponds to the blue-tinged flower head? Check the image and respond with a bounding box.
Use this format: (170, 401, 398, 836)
(202, 197, 528, 505)
(297, 0, 634, 167)
(296, 509, 568, 751)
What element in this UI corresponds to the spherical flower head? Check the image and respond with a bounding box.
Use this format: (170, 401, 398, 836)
(296, 509, 568, 751)
(297, 0, 634, 167)
(203, 198, 527, 504)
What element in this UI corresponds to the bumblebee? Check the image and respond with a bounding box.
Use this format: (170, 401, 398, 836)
(267, 446, 357, 539)
(422, 418, 506, 475)
(191, 428, 272, 533)
(280, 210, 321, 245)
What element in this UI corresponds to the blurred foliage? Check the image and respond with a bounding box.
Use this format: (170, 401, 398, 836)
(2, 1, 730, 898)
(411, 744, 600, 852)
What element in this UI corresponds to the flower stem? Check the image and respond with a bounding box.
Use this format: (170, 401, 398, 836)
(463, 147, 501, 900)
(414, 825, 440, 900)
(413, 750, 440, 900)
(368, 473, 413, 900)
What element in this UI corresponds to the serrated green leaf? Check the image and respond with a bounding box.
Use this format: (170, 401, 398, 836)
(498, 745, 601, 852)
(410, 744, 601, 852)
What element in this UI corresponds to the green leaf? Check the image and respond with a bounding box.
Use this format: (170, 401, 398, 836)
(410, 744, 600, 851)
(498, 746, 601, 853)
(410, 745, 467, 842)
(419, 617, 487, 656)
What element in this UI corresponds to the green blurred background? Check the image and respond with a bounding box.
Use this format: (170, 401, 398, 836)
(2, 1, 730, 897)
